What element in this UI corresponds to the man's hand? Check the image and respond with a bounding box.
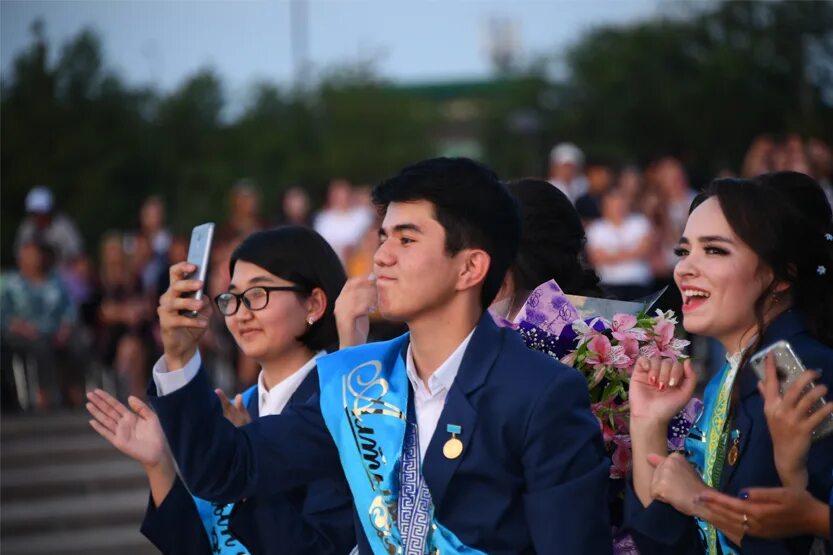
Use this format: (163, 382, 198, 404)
(334, 275, 377, 349)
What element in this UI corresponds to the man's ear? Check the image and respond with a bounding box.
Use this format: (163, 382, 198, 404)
(456, 249, 491, 293)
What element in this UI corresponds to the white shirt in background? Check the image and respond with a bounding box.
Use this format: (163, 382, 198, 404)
(587, 213, 653, 286)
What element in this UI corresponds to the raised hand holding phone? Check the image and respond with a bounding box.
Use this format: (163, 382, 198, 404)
(755, 347, 833, 487)
(157, 261, 213, 370)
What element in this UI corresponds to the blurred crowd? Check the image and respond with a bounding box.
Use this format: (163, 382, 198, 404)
(3, 133, 832, 412)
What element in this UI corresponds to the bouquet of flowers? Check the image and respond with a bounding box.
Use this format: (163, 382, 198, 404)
(493, 280, 701, 479)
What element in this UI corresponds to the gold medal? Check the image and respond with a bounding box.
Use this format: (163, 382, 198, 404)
(443, 424, 464, 460)
(443, 437, 463, 459)
(727, 429, 740, 466)
(727, 444, 739, 466)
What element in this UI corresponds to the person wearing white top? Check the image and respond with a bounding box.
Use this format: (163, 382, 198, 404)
(85, 226, 355, 555)
(586, 188, 654, 301)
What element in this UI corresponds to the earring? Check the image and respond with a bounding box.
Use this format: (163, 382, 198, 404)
(307, 317, 315, 326)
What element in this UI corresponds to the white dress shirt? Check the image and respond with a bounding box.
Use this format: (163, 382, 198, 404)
(152, 350, 324, 416)
(405, 330, 474, 462)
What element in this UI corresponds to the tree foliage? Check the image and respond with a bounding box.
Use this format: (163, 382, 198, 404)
(2, 2, 831, 264)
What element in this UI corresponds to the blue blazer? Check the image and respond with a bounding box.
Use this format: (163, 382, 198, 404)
(622, 310, 833, 555)
(140, 369, 356, 555)
(150, 312, 613, 555)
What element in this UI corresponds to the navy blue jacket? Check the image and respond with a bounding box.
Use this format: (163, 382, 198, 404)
(141, 369, 356, 555)
(150, 313, 613, 554)
(622, 310, 833, 555)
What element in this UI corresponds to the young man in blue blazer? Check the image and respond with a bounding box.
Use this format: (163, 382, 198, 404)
(151, 158, 612, 554)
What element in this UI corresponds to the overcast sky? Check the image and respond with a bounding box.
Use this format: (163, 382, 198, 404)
(2, 0, 674, 98)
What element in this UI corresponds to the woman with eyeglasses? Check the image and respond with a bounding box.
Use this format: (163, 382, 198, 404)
(86, 226, 355, 555)
(623, 172, 833, 555)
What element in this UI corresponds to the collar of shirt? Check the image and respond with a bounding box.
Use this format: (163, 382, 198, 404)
(257, 351, 325, 417)
(405, 329, 475, 402)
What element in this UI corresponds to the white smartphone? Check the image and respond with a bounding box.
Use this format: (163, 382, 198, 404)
(750, 340, 833, 441)
(180, 223, 214, 318)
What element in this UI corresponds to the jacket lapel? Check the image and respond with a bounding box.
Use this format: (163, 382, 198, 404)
(422, 313, 503, 509)
(289, 368, 319, 404)
(245, 385, 259, 419)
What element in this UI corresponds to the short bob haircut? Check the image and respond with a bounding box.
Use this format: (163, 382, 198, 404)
(372, 157, 521, 310)
(227, 226, 347, 352)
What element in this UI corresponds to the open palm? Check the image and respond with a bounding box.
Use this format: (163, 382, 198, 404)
(86, 389, 168, 468)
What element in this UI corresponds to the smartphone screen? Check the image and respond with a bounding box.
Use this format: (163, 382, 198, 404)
(180, 223, 215, 318)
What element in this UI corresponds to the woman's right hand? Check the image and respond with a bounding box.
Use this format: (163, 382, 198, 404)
(759, 353, 833, 488)
(157, 262, 211, 369)
(86, 389, 168, 469)
(334, 275, 377, 349)
(630, 356, 697, 424)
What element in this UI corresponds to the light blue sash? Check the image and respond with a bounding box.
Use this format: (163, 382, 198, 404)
(317, 334, 485, 555)
(192, 385, 258, 554)
(685, 363, 738, 555)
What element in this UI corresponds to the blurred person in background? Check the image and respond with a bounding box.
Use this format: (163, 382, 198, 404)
(139, 195, 172, 259)
(742, 135, 778, 177)
(616, 165, 645, 214)
(548, 142, 588, 204)
(314, 178, 373, 263)
(774, 133, 811, 175)
(218, 179, 266, 244)
(586, 187, 653, 300)
(575, 160, 615, 225)
(807, 138, 833, 209)
(276, 186, 312, 227)
(14, 185, 84, 269)
(648, 157, 695, 306)
(1, 239, 79, 409)
(95, 232, 154, 400)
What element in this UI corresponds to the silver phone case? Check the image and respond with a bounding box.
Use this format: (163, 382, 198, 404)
(750, 340, 833, 441)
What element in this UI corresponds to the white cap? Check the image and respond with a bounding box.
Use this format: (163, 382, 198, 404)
(549, 143, 584, 168)
(25, 186, 54, 213)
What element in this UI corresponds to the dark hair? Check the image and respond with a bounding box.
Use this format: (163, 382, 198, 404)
(690, 172, 833, 362)
(508, 179, 602, 296)
(372, 157, 521, 309)
(228, 226, 347, 351)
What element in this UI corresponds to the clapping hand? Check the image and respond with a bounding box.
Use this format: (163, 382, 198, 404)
(215, 389, 252, 427)
(86, 389, 169, 470)
(630, 357, 697, 423)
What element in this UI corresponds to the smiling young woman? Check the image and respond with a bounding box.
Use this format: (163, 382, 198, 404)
(624, 172, 833, 555)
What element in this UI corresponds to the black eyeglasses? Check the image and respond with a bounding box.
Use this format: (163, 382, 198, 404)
(214, 285, 308, 316)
